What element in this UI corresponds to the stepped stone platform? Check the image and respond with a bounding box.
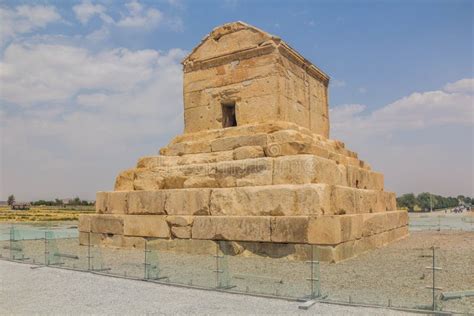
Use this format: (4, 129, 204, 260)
(79, 22, 408, 262)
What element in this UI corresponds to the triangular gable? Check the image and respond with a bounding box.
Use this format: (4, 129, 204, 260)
(182, 21, 278, 64)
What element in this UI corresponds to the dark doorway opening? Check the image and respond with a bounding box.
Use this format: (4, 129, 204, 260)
(222, 101, 237, 128)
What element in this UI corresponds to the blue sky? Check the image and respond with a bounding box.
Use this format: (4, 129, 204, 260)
(0, 0, 473, 200)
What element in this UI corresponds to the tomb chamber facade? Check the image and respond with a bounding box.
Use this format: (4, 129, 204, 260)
(79, 22, 408, 262)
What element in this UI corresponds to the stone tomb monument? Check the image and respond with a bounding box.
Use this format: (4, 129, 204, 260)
(79, 22, 408, 262)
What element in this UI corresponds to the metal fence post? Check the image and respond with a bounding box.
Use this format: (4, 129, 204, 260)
(87, 232, 91, 271)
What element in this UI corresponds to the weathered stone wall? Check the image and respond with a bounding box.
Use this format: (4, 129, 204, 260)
(182, 22, 329, 137)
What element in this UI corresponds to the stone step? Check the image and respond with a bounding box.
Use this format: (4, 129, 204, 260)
(157, 123, 368, 169)
(79, 224, 408, 263)
(115, 155, 383, 191)
(78, 211, 408, 247)
(97, 184, 396, 216)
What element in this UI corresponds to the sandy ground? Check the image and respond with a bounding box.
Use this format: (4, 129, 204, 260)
(0, 260, 417, 315)
(1, 230, 472, 314)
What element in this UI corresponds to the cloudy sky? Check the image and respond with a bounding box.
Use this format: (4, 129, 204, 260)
(0, 0, 472, 201)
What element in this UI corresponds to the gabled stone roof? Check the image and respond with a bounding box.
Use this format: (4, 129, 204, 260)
(182, 21, 330, 84)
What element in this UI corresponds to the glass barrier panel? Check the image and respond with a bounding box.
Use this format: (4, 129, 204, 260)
(0, 225, 12, 259)
(9, 226, 27, 261)
(44, 231, 88, 270)
(89, 242, 144, 279)
(318, 244, 433, 310)
(436, 233, 474, 314)
(145, 239, 217, 289)
(221, 241, 312, 299)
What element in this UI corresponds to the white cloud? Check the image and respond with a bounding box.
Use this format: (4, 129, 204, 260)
(0, 5, 61, 42)
(117, 1, 163, 28)
(358, 87, 367, 94)
(331, 80, 474, 136)
(443, 78, 474, 94)
(72, 0, 113, 25)
(0, 43, 166, 105)
(1, 41, 186, 200)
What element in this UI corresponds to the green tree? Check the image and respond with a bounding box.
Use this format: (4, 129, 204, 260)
(416, 192, 434, 211)
(396, 193, 416, 211)
(7, 194, 15, 206)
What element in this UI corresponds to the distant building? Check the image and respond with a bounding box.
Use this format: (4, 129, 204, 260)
(11, 202, 31, 210)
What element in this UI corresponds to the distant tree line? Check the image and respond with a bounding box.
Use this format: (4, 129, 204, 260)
(397, 193, 472, 211)
(30, 197, 94, 206)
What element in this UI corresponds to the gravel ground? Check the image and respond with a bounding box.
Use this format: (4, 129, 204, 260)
(0, 260, 415, 315)
(1, 222, 473, 314)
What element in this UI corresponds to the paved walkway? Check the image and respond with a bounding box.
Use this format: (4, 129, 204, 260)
(0, 260, 413, 315)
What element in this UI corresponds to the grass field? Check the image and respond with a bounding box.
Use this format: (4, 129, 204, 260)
(0, 206, 94, 222)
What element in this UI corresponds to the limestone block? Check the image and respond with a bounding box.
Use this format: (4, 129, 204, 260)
(95, 192, 108, 213)
(233, 146, 264, 160)
(264, 141, 306, 157)
(95, 191, 128, 214)
(295, 184, 331, 215)
(106, 192, 128, 214)
(161, 140, 211, 156)
(361, 213, 387, 237)
(368, 172, 384, 191)
(166, 215, 194, 227)
(386, 210, 408, 230)
(383, 192, 397, 211)
(165, 189, 211, 215)
(210, 134, 268, 152)
(123, 215, 170, 238)
(171, 226, 192, 239)
(331, 186, 356, 215)
(308, 215, 362, 245)
(137, 156, 178, 168)
(210, 184, 330, 216)
(270, 216, 309, 243)
(386, 211, 399, 230)
(387, 225, 409, 242)
(267, 129, 311, 143)
(183, 104, 221, 134)
(353, 233, 386, 254)
(273, 155, 314, 184)
(398, 210, 409, 227)
(147, 238, 217, 256)
(236, 94, 279, 126)
(78, 214, 95, 232)
(316, 241, 356, 263)
(122, 236, 147, 249)
(128, 191, 166, 215)
(114, 169, 135, 191)
(87, 232, 124, 248)
(215, 158, 273, 187)
(179, 151, 234, 165)
(90, 215, 124, 235)
(192, 216, 271, 242)
(162, 174, 188, 189)
(346, 166, 384, 190)
(355, 189, 379, 213)
(133, 169, 164, 191)
(273, 155, 346, 186)
(328, 152, 348, 165)
(210, 185, 295, 216)
(183, 176, 217, 188)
